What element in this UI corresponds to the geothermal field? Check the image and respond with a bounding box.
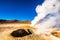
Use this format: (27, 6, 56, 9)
(0, 20, 60, 40)
(0, 20, 59, 40)
(0, 0, 60, 40)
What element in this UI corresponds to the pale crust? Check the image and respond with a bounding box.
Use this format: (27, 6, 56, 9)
(0, 25, 60, 40)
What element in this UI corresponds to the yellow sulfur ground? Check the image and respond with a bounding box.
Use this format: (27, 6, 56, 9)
(0, 26, 60, 40)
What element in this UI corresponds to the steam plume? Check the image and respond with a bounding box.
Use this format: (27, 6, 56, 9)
(31, 0, 60, 34)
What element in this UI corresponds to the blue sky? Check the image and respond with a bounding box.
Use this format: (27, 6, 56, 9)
(0, 0, 44, 21)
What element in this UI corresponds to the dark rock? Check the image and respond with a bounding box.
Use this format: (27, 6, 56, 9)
(11, 29, 32, 37)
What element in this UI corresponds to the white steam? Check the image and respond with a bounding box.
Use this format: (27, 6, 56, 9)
(31, 0, 60, 34)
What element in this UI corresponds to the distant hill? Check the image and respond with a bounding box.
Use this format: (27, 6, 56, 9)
(0, 19, 31, 24)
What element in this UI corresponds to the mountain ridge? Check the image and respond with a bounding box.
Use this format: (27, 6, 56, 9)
(0, 19, 31, 24)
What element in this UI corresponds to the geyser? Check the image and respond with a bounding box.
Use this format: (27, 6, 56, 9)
(31, 0, 60, 34)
